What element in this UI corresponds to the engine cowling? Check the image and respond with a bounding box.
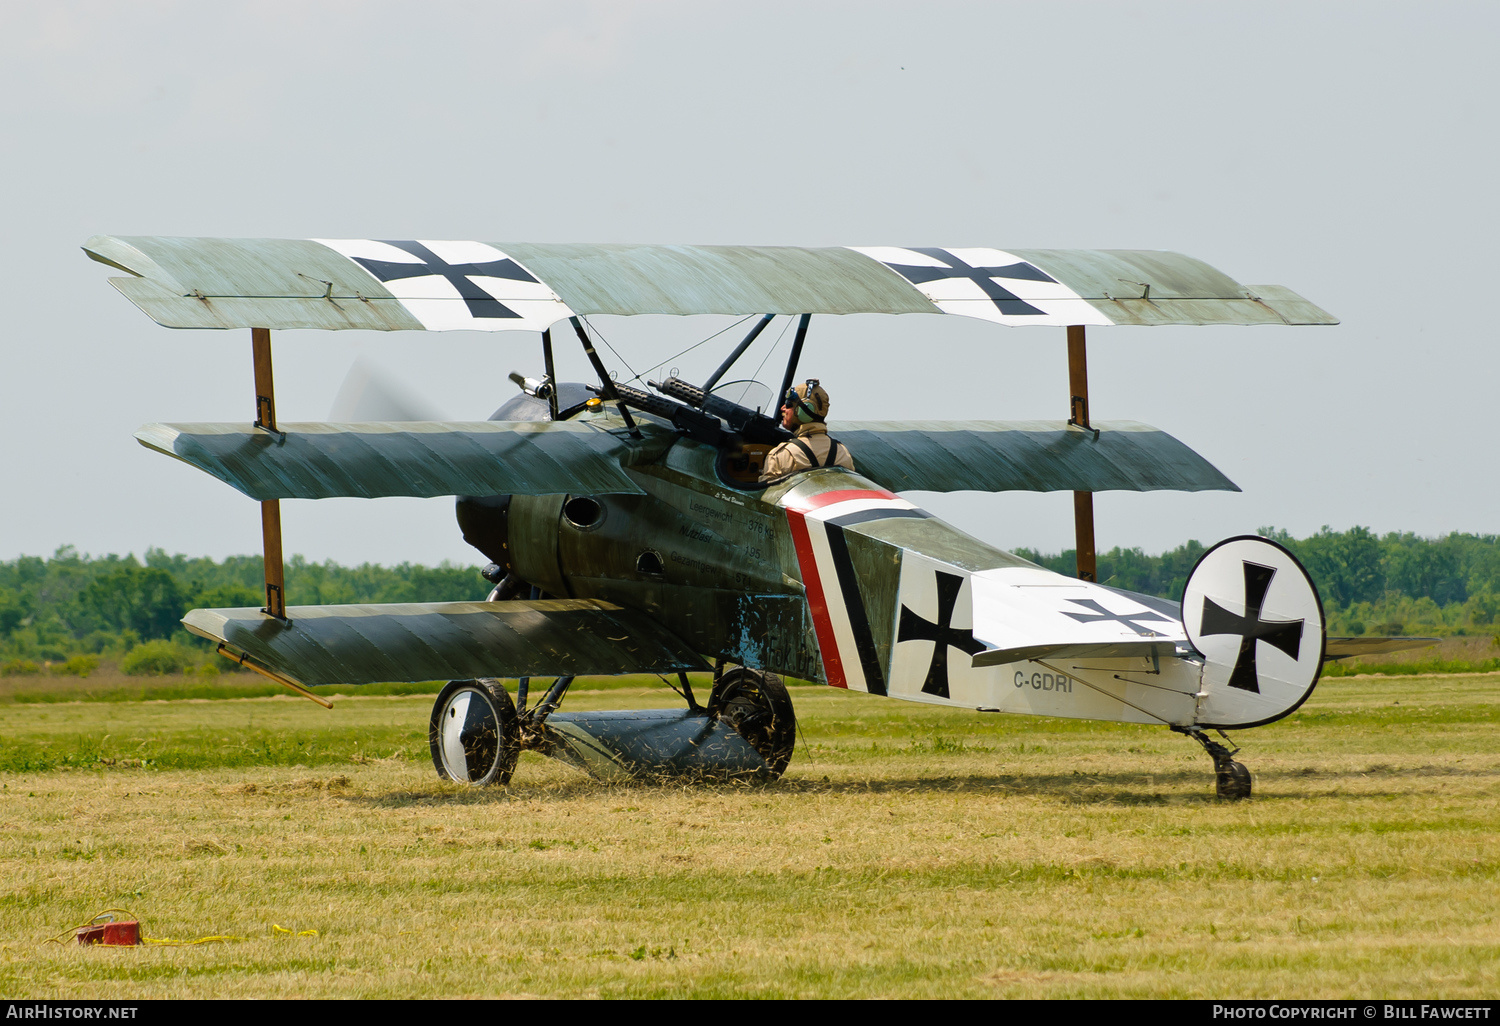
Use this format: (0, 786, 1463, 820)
(455, 382, 596, 588)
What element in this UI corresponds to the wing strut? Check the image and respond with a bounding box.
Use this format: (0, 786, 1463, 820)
(777, 314, 813, 409)
(570, 317, 642, 438)
(251, 327, 289, 620)
(1068, 324, 1097, 583)
(541, 328, 559, 420)
(702, 314, 774, 394)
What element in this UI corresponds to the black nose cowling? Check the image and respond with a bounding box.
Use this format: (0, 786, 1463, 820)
(456, 493, 513, 569)
(458, 381, 597, 574)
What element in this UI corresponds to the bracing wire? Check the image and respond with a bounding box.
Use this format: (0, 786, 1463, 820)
(576, 314, 785, 394)
(622, 315, 758, 386)
(658, 672, 690, 704)
(578, 316, 639, 382)
(710, 315, 794, 408)
(745, 315, 795, 389)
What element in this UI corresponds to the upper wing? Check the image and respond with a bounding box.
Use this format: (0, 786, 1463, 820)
(828, 419, 1238, 494)
(85, 236, 1336, 332)
(184, 599, 707, 686)
(136, 419, 668, 499)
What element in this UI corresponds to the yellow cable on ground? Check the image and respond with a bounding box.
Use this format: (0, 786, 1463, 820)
(46, 909, 318, 946)
(143, 933, 247, 946)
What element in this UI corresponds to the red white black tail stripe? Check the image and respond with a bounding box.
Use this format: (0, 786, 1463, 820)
(782, 488, 930, 693)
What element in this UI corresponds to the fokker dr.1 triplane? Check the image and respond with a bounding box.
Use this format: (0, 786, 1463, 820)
(85, 236, 1422, 797)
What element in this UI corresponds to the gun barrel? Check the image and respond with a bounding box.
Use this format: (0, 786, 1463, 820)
(598, 382, 728, 447)
(653, 377, 708, 408)
(607, 382, 685, 421)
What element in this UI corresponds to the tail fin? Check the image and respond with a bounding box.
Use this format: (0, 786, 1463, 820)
(1181, 536, 1326, 728)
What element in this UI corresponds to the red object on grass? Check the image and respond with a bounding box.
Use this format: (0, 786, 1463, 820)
(77, 920, 140, 946)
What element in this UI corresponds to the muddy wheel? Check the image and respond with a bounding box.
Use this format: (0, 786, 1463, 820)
(710, 668, 796, 779)
(429, 679, 520, 785)
(1215, 758, 1252, 800)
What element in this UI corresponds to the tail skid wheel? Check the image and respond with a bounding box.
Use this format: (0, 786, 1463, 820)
(429, 679, 520, 785)
(710, 668, 796, 779)
(1174, 725, 1252, 800)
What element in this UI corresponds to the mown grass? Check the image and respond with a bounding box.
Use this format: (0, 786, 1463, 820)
(0, 674, 1495, 997)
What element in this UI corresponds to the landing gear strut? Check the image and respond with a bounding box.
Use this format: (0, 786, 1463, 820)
(1174, 726, 1252, 800)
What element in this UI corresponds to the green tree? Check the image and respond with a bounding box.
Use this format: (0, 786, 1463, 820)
(78, 566, 187, 640)
(1288, 526, 1384, 606)
(1385, 532, 1466, 606)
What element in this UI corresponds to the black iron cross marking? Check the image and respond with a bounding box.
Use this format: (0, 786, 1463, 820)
(1062, 598, 1174, 636)
(884, 248, 1057, 317)
(352, 240, 539, 319)
(1199, 561, 1305, 693)
(898, 570, 986, 699)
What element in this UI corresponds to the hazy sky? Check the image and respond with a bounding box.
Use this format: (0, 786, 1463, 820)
(2, 1, 1496, 568)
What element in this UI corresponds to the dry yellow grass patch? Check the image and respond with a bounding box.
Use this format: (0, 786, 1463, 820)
(0, 675, 1496, 997)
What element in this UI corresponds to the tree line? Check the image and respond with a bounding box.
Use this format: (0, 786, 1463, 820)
(0, 546, 487, 666)
(3, 526, 1499, 668)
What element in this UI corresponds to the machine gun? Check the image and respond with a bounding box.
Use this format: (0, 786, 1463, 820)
(590, 376, 792, 452)
(590, 381, 730, 448)
(650, 376, 791, 445)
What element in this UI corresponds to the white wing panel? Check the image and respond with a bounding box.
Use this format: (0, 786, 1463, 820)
(849, 246, 1113, 326)
(314, 239, 574, 332)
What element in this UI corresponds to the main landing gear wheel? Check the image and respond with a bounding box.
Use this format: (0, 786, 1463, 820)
(710, 668, 796, 779)
(429, 679, 520, 786)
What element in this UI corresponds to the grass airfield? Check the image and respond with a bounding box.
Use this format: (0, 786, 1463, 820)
(0, 674, 1496, 998)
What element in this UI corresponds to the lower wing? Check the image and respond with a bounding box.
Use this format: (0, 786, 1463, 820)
(183, 599, 707, 686)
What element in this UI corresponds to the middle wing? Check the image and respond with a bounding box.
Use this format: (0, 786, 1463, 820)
(829, 419, 1237, 493)
(136, 419, 670, 499)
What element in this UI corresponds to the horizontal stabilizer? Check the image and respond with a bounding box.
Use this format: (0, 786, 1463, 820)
(1323, 636, 1439, 660)
(183, 599, 707, 686)
(830, 420, 1237, 493)
(971, 640, 1178, 668)
(1071, 590, 1436, 666)
(966, 566, 1192, 659)
(137, 420, 659, 499)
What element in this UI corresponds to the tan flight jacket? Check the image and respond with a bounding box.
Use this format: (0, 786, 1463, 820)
(761, 423, 855, 480)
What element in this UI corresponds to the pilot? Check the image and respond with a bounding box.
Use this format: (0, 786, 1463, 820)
(760, 379, 855, 480)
